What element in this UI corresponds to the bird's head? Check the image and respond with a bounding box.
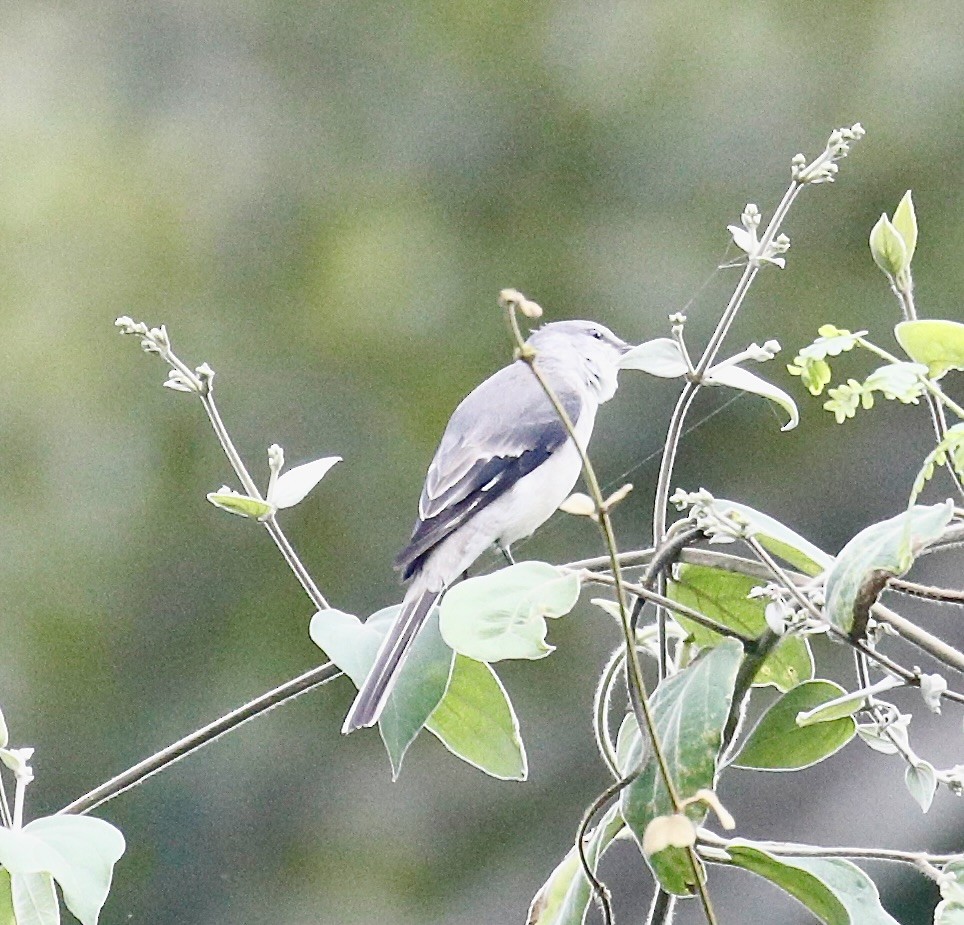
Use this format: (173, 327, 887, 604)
(526, 320, 630, 402)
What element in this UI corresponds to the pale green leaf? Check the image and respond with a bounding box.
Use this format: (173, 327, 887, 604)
(0, 817, 125, 925)
(11, 873, 59, 925)
(935, 899, 964, 925)
(722, 846, 886, 925)
(0, 871, 14, 925)
(309, 605, 453, 778)
(621, 639, 743, 894)
(905, 760, 937, 812)
(795, 677, 902, 727)
(669, 564, 813, 692)
(895, 319, 964, 380)
(439, 562, 581, 662)
(704, 364, 799, 431)
(910, 423, 964, 505)
(205, 490, 273, 520)
(863, 362, 928, 403)
(618, 338, 688, 378)
(869, 213, 908, 278)
(786, 857, 901, 924)
(891, 190, 917, 268)
(425, 656, 527, 780)
(269, 456, 341, 509)
(825, 501, 954, 633)
(731, 680, 855, 770)
(697, 498, 832, 575)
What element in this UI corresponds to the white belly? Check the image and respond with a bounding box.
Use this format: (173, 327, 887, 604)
(418, 404, 596, 591)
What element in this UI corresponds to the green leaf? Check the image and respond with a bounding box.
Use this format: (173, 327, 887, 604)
(0, 871, 15, 925)
(438, 562, 581, 662)
(785, 857, 900, 924)
(704, 364, 799, 431)
(869, 212, 908, 278)
(825, 501, 954, 633)
(937, 860, 964, 923)
(618, 338, 689, 377)
(911, 423, 964, 505)
(891, 190, 917, 268)
(621, 639, 743, 894)
(0, 816, 125, 925)
(11, 873, 59, 925)
(895, 319, 964, 380)
(205, 489, 273, 520)
(935, 899, 964, 925)
(722, 846, 848, 924)
(723, 848, 902, 923)
(697, 498, 832, 575)
(425, 656, 527, 781)
(905, 760, 937, 813)
(794, 677, 902, 728)
(526, 804, 625, 925)
(309, 605, 453, 778)
(731, 680, 855, 770)
(863, 362, 928, 403)
(669, 564, 813, 692)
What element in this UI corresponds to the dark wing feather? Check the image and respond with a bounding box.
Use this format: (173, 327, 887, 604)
(395, 362, 582, 580)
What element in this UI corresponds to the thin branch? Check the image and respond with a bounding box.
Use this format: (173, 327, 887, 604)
(888, 578, 964, 606)
(873, 602, 964, 675)
(699, 830, 963, 868)
(592, 648, 626, 779)
(890, 272, 964, 498)
(60, 661, 342, 815)
(575, 774, 636, 925)
(585, 570, 755, 645)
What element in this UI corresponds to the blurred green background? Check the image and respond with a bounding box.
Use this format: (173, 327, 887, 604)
(2, 1, 963, 922)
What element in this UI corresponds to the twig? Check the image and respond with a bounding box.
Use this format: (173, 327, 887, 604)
(575, 774, 637, 925)
(585, 571, 755, 645)
(888, 578, 964, 606)
(60, 661, 342, 815)
(890, 272, 964, 498)
(699, 829, 963, 868)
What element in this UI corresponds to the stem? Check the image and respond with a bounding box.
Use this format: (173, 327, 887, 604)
(873, 602, 964, 675)
(197, 391, 331, 610)
(646, 889, 676, 925)
(504, 305, 719, 925)
(263, 515, 330, 610)
(887, 578, 964, 605)
(890, 272, 964, 498)
(700, 830, 963, 867)
(593, 648, 626, 779)
(60, 662, 342, 815)
(586, 571, 754, 644)
(651, 181, 806, 677)
(574, 774, 636, 925)
(0, 775, 12, 827)
(858, 337, 964, 421)
(12, 776, 26, 830)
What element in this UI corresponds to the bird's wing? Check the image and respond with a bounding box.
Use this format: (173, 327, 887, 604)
(394, 362, 583, 580)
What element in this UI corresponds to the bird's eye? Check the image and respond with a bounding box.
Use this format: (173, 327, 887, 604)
(590, 329, 604, 340)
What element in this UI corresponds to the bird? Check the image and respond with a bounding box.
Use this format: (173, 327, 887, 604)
(342, 319, 630, 733)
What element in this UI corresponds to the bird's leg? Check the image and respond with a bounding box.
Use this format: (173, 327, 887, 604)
(496, 541, 516, 566)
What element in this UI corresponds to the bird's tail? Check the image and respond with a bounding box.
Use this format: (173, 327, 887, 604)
(341, 585, 442, 733)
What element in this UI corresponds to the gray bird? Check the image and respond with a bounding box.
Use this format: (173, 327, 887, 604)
(342, 320, 629, 733)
